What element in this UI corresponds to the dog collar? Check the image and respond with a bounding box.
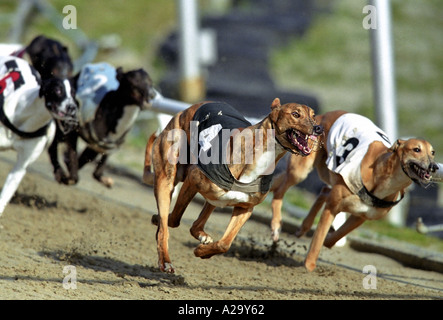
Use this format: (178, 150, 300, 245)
(357, 183, 404, 208)
(0, 99, 50, 138)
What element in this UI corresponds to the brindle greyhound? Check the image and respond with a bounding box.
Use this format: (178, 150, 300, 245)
(143, 98, 323, 273)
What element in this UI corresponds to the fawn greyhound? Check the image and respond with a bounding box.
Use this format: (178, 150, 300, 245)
(270, 110, 438, 271)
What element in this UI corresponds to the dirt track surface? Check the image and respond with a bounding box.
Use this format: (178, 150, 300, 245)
(0, 149, 443, 300)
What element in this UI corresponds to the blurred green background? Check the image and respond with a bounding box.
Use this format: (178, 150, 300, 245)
(0, 0, 442, 246)
(1, 0, 440, 154)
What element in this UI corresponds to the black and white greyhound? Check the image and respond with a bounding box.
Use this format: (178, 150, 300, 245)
(17, 36, 156, 188)
(48, 62, 156, 187)
(0, 56, 78, 217)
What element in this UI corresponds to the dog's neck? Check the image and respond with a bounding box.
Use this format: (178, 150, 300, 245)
(227, 116, 286, 183)
(10, 88, 53, 133)
(362, 141, 412, 201)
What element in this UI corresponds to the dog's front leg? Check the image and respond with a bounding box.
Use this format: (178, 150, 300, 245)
(48, 129, 68, 184)
(194, 206, 253, 259)
(304, 206, 335, 272)
(324, 215, 365, 248)
(190, 202, 216, 244)
(167, 177, 197, 227)
(271, 154, 317, 242)
(296, 186, 331, 238)
(63, 131, 79, 185)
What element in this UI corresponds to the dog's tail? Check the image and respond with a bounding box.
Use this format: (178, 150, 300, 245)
(143, 132, 157, 185)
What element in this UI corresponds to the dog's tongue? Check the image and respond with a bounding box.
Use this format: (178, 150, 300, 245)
(296, 134, 308, 148)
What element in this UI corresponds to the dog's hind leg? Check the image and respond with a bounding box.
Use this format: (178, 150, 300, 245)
(78, 147, 98, 168)
(295, 186, 330, 238)
(142, 132, 157, 185)
(190, 202, 216, 244)
(0, 139, 46, 216)
(153, 177, 197, 228)
(194, 206, 253, 259)
(0, 165, 27, 217)
(154, 178, 176, 273)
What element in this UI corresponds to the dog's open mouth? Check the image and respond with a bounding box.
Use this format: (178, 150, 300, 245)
(407, 161, 432, 185)
(286, 129, 318, 156)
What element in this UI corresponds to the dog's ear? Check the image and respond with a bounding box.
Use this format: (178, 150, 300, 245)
(390, 139, 405, 152)
(116, 67, 124, 82)
(270, 98, 281, 125)
(271, 98, 281, 110)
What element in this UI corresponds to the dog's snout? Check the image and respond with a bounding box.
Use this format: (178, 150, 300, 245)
(313, 125, 323, 135)
(148, 88, 157, 101)
(67, 103, 77, 115)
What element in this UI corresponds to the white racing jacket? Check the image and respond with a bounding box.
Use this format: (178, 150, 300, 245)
(325, 113, 392, 196)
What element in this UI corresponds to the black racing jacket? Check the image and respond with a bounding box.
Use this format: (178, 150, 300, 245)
(192, 102, 273, 193)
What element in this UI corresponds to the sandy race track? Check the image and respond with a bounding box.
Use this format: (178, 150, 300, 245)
(0, 147, 442, 302)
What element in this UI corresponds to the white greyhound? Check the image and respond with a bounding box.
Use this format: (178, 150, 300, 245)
(0, 56, 78, 217)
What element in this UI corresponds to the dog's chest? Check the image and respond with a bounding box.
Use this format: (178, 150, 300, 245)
(206, 190, 259, 208)
(342, 195, 386, 220)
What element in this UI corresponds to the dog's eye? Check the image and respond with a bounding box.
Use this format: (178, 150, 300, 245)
(432, 150, 435, 156)
(54, 87, 63, 96)
(413, 147, 421, 153)
(292, 112, 300, 118)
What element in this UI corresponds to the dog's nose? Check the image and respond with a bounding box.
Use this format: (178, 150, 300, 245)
(313, 125, 323, 135)
(430, 163, 439, 172)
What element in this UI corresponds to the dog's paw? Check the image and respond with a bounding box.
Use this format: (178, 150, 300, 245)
(54, 168, 68, 184)
(159, 262, 175, 273)
(194, 243, 221, 259)
(295, 228, 307, 238)
(100, 176, 114, 188)
(271, 228, 280, 243)
(198, 234, 213, 244)
(194, 244, 210, 259)
(65, 177, 78, 185)
(304, 259, 316, 272)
